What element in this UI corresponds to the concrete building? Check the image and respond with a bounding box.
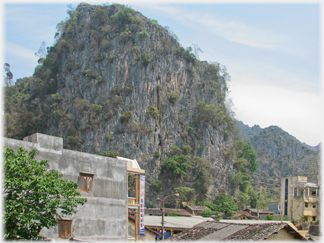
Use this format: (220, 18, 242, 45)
(281, 176, 319, 222)
(4, 133, 144, 241)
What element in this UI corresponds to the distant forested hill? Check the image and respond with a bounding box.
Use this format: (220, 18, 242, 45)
(236, 120, 320, 197)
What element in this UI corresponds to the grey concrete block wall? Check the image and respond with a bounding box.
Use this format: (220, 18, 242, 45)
(4, 133, 128, 241)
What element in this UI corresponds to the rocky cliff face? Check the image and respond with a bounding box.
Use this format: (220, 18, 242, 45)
(236, 122, 320, 196)
(5, 3, 237, 205)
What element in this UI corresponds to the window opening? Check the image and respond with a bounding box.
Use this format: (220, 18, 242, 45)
(284, 179, 288, 215)
(58, 220, 72, 238)
(305, 202, 309, 208)
(80, 173, 94, 193)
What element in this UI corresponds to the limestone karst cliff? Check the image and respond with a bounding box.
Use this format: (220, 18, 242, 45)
(5, 3, 239, 205)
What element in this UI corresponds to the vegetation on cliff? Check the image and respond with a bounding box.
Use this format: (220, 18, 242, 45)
(4, 3, 261, 206)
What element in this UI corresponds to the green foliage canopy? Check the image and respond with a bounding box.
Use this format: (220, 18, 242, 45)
(4, 147, 87, 240)
(162, 154, 193, 177)
(212, 190, 238, 216)
(175, 187, 195, 202)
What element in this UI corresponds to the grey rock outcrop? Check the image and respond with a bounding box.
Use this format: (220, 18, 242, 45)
(16, 3, 237, 205)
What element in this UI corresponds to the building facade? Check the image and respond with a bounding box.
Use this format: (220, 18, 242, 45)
(268, 202, 281, 215)
(280, 176, 319, 222)
(4, 133, 132, 241)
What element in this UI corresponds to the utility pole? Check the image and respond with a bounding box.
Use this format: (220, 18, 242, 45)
(161, 207, 165, 240)
(161, 193, 179, 240)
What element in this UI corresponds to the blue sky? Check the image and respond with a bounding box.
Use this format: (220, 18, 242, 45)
(1, 0, 322, 146)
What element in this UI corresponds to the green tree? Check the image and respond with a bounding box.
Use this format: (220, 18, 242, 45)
(162, 154, 194, 177)
(175, 187, 195, 202)
(236, 191, 250, 210)
(200, 209, 216, 217)
(213, 189, 238, 216)
(4, 147, 87, 240)
(193, 156, 213, 201)
(243, 142, 258, 173)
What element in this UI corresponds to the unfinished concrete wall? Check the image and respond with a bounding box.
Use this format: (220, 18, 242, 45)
(4, 133, 128, 241)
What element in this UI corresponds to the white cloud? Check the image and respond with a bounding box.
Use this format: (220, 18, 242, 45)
(229, 72, 322, 146)
(6, 42, 38, 64)
(144, 4, 289, 50)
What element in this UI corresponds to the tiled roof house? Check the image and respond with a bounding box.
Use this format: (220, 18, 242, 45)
(185, 205, 209, 215)
(243, 208, 275, 219)
(168, 221, 306, 241)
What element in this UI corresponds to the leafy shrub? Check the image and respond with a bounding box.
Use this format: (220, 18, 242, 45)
(141, 54, 151, 66)
(130, 16, 142, 26)
(130, 123, 147, 133)
(147, 106, 160, 119)
(97, 151, 119, 158)
(101, 39, 112, 50)
(120, 111, 133, 123)
(212, 190, 238, 216)
(209, 88, 216, 95)
(52, 109, 65, 119)
(181, 145, 192, 155)
(51, 93, 62, 102)
(111, 84, 121, 95)
(150, 19, 159, 28)
(162, 154, 194, 177)
(139, 30, 149, 39)
(151, 180, 163, 192)
(133, 46, 140, 53)
(120, 30, 132, 43)
(112, 95, 123, 105)
(169, 212, 180, 217)
(97, 76, 103, 83)
(200, 209, 215, 217)
(66, 62, 72, 71)
(122, 86, 132, 96)
(169, 146, 182, 155)
(91, 104, 102, 113)
(105, 135, 113, 142)
(113, 6, 136, 25)
(108, 55, 115, 63)
(66, 136, 82, 146)
(175, 187, 195, 202)
(166, 92, 180, 104)
(265, 214, 273, 220)
(95, 56, 103, 62)
(154, 151, 161, 158)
